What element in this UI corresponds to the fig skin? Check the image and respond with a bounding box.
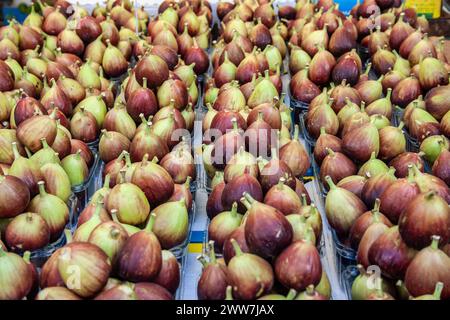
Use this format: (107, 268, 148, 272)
(243, 193, 293, 259)
(404, 236, 450, 300)
(325, 176, 368, 239)
(5, 212, 51, 252)
(0, 249, 33, 300)
(349, 199, 393, 250)
(357, 221, 390, 269)
(57, 241, 111, 298)
(117, 215, 162, 283)
(379, 166, 421, 224)
(274, 239, 322, 292)
(0, 175, 30, 219)
(221, 172, 263, 213)
(342, 122, 380, 164)
(197, 242, 229, 300)
(368, 226, 417, 280)
(320, 149, 357, 187)
(399, 192, 450, 250)
(227, 239, 274, 300)
(153, 250, 180, 294)
(222, 225, 250, 265)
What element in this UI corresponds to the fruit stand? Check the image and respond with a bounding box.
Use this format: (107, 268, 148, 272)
(0, 0, 449, 301)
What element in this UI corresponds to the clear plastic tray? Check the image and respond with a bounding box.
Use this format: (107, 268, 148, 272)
(298, 111, 317, 147)
(86, 138, 99, 153)
(357, 44, 370, 65)
(72, 152, 101, 216)
(175, 247, 188, 300)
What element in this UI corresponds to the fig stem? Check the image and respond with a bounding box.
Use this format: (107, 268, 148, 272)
(406, 165, 415, 183)
(94, 197, 104, 217)
(230, 238, 242, 257)
(243, 192, 255, 205)
(357, 264, 366, 276)
(184, 176, 192, 188)
(11, 142, 21, 160)
(326, 147, 335, 157)
(37, 180, 47, 196)
(196, 255, 208, 267)
(103, 174, 111, 189)
(430, 235, 440, 249)
(22, 251, 31, 263)
(207, 240, 216, 264)
(225, 286, 233, 300)
(145, 213, 156, 233)
(301, 194, 308, 206)
(433, 282, 444, 300)
(286, 289, 297, 300)
(240, 197, 251, 210)
(231, 202, 238, 217)
(324, 175, 336, 190)
(305, 284, 316, 296)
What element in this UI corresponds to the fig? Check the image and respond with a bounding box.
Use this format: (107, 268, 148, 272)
(117, 214, 162, 282)
(243, 193, 293, 259)
(325, 176, 367, 239)
(227, 239, 274, 300)
(27, 181, 69, 241)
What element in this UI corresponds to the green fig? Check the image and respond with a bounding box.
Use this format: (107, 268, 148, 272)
(73, 198, 104, 242)
(152, 198, 189, 249)
(30, 138, 60, 168)
(103, 103, 136, 140)
(419, 135, 449, 164)
(286, 214, 316, 245)
(358, 152, 389, 177)
(40, 162, 71, 203)
(174, 63, 196, 87)
(351, 265, 396, 300)
(74, 94, 107, 127)
(5, 55, 23, 81)
(106, 177, 150, 226)
(9, 142, 43, 195)
(315, 271, 332, 299)
(90, 174, 111, 205)
(77, 60, 101, 90)
(393, 50, 411, 77)
(263, 45, 282, 72)
(61, 150, 89, 187)
(379, 122, 407, 160)
(366, 88, 393, 120)
(259, 289, 297, 300)
(102, 39, 128, 78)
(84, 35, 106, 65)
(110, 209, 141, 236)
(27, 180, 69, 241)
(247, 70, 279, 108)
(208, 202, 243, 251)
(325, 176, 367, 238)
(88, 219, 128, 266)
